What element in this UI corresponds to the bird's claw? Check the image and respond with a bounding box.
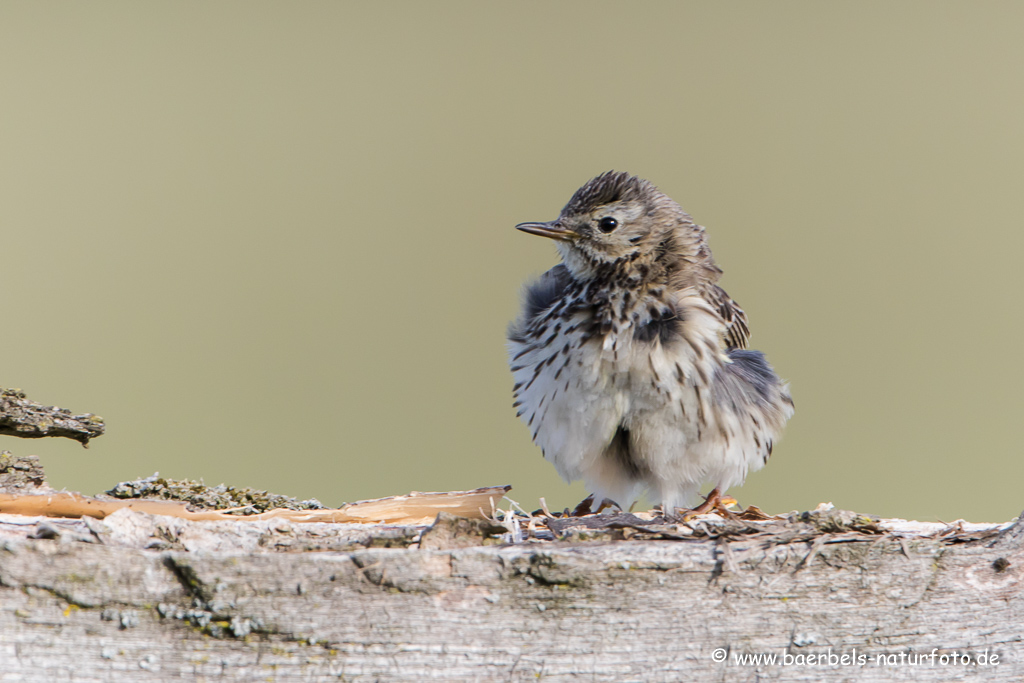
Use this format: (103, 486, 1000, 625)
(571, 494, 619, 517)
(663, 488, 739, 522)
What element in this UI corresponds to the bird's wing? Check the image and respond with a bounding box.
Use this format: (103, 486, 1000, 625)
(704, 283, 750, 350)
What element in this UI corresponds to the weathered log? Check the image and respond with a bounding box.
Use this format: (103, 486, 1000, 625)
(0, 503, 1021, 682)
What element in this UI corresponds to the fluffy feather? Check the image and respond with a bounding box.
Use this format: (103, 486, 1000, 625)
(509, 172, 793, 514)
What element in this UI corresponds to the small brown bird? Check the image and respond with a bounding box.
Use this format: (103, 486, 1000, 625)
(508, 171, 793, 517)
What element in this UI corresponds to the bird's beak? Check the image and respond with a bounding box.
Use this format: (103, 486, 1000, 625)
(515, 221, 576, 242)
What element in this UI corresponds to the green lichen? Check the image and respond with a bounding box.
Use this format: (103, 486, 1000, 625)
(106, 473, 324, 513)
(0, 451, 47, 492)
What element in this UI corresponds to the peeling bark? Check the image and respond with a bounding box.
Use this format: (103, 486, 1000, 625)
(0, 388, 104, 446)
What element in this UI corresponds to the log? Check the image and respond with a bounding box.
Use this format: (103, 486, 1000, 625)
(0, 502, 1021, 682)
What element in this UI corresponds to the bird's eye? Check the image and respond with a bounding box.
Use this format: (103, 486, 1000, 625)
(597, 216, 618, 233)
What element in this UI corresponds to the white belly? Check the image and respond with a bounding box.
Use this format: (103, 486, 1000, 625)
(510, 294, 790, 511)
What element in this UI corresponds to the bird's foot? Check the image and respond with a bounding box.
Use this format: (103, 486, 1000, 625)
(664, 488, 739, 521)
(571, 494, 618, 517)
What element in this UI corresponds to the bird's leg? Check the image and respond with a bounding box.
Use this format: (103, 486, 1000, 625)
(660, 504, 678, 522)
(688, 487, 723, 516)
(571, 494, 617, 517)
(676, 488, 739, 520)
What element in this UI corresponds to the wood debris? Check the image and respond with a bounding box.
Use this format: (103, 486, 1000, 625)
(0, 388, 105, 446)
(0, 485, 511, 526)
(105, 473, 325, 512)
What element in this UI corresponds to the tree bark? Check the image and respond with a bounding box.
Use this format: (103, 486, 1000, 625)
(0, 388, 104, 446)
(0, 506, 1021, 682)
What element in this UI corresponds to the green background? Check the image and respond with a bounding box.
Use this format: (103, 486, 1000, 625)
(3, 3, 1022, 522)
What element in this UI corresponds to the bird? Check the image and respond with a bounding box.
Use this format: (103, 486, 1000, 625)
(507, 171, 794, 518)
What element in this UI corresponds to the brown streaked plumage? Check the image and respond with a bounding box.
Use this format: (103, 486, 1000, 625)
(507, 171, 793, 517)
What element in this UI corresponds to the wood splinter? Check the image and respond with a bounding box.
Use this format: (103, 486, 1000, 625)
(0, 485, 512, 526)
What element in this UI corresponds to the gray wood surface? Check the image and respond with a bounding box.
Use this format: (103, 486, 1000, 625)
(0, 507, 1021, 682)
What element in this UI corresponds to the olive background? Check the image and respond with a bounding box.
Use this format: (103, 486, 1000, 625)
(3, 3, 1022, 521)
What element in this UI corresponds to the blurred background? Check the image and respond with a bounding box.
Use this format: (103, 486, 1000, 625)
(2, 2, 1022, 522)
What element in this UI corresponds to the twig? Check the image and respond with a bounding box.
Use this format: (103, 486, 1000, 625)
(0, 388, 104, 446)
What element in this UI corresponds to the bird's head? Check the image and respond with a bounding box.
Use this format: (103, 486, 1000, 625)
(516, 171, 704, 282)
